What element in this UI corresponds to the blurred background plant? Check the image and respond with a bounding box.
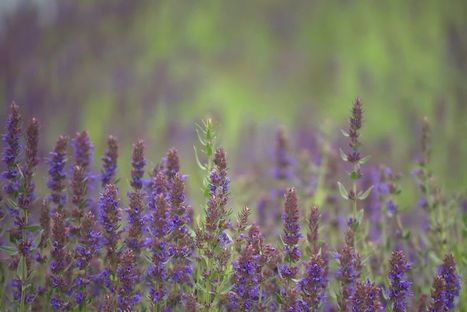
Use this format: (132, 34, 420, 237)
(1, 0, 467, 195)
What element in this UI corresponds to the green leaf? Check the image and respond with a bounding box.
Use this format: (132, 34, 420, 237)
(358, 155, 371, 165)
(17, 256, 26, 279)
(193, 145, 206, 170)
(358, 185, 374, 200)
(275, 293, 284, 304)
(337, 182, 349, 200)
(0, 245, 18, 255)
(401, 230, 411, 240)
(428, 251, 442, 264)
(23, 224, 42, 232)
(339, 148, 348, 162)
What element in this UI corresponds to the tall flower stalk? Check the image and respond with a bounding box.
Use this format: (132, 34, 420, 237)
(147, 172, 172, 310)
(2, 102, 21, 197)
(99, 184, 122, 295)
(338, 98, 372, 267)
(279, 188, 302, 310)
(48, 136, 68, 210)
(196, 147, 232, 311)
(101, 135, 119, 187)
(387, 250, 412, 312)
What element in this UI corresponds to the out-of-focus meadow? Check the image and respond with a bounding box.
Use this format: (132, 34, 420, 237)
(0, 0, 466, 205)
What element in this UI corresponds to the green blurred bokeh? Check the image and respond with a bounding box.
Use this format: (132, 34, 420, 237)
(1, 0, 466, 194)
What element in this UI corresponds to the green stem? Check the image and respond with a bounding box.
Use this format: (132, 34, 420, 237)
(19, 210, 29, 312)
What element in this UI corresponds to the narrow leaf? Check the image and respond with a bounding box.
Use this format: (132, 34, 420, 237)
(358, 185, 374, 200)
(193, 145, 206, 170)
(0, 245, 18, 255)
(339, 148, 348, 162)
(337, 182, 349, 200)
(358, 155, 371, 165)
(23, 224, 42, 232)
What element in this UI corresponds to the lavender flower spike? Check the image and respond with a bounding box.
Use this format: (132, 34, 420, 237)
(164, 147, 180, 183)
(437, 254, 461, 309)
(117, 249, 141, 311)
(351, 280, 382, 311)
(47, 136, 68, 208)
(99, 184, 122, 276)
(130, 139, 146, 191)
(72, 130, 93, 171)
(125, 190, 145, 256)
(430, 275, 447, 312)
(299, 253, 329, 311)
(2, 102, 21, 196)
(336, 245, 362, 311)
(101, 135, 119, 187)
(18, 117, 39, 210)
(282, 187, 302, 265)
(49, 210, 71, 310)
(388, 250, 412, 312)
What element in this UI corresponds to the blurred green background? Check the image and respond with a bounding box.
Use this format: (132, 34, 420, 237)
(0, 0, 466, 195)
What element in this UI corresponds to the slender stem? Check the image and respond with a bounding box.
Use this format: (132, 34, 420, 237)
(19, 210, 29, 312)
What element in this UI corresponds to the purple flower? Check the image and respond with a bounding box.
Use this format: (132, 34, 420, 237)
(99, 184, 122, 273)
(437, 254, 461, 309)
(147, 184, 171, 305)
(388, 250, 412, 312)
(49, 210, 71, 309)
(229, 228, 266, 311)
(117, 249, 140, 310)
(47, 136, 68, 207)
(307, 205, 320, 253)
(130, 139, 146, 191)
(430, 275, 447, 312)
(125, 191, 145, 255)
(2, 102, 21, 196)
(282, 188, 302, 263)
(72, 130, 93, 171)
(351, 279, 382, 311)
(74, 211, 101, 270)
(299, 254, 329, 310)
(167, 173, 194, 289)
(205, 148, 230, 236)
(163, 148, 180, 183)
(18, 117, 39, 210)
(101, 135, 119, 187)
(336, 245, 362, 310)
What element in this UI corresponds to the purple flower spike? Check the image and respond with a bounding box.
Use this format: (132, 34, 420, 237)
(430, 275, 447, 312)
(336, 245, 362, 311)
(101, 135, 119, 187)
(117, 249, 141, 311)
(99, 184, 122, 273)
(299, 253, 329, 310)
(388, 250, 412, 312)
(282, 188, 301, 264)
(72, 130, 93, 171)
(437, 254, 461, 309)
(47, 136, 68, 208)
(130, 139, 146, 191)
(2, 102, 21, 196)
(126, 190, 145, 256)
(18, 117, 39, 210)
(351, 279, 382, 311)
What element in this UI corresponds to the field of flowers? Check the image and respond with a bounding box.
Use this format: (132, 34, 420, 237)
(0, 99, 463, 311)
